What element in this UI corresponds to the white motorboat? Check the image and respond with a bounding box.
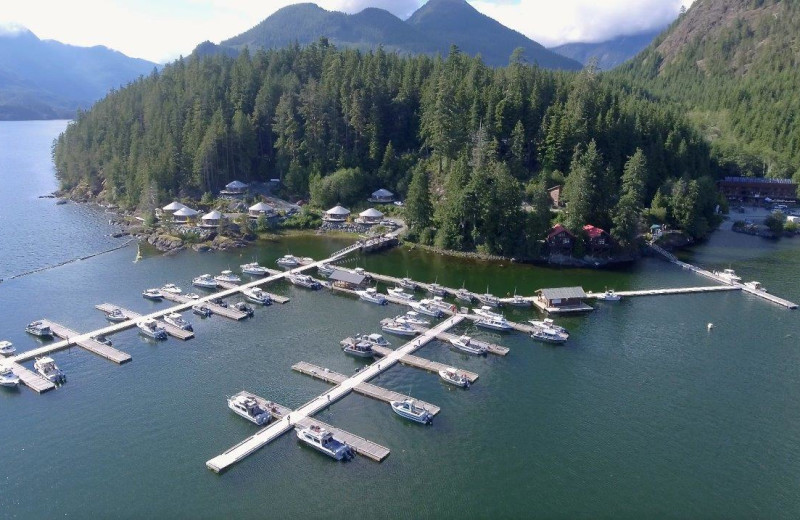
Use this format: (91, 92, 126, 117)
(214, 270, 241, 284)
(192, 304, 212, 317)
(410, 300, 442, 318)
(387, 287, 415, 301)
(0, 367, 20, 388)
(428, 282, 446, 297)
(449, 335, 487, 355)
(715, 268, 742, 285)
(295, 425, 354, 460)
(439, 367, 470, 388)
(381, 320, 417, 337)
(358, 333, 391, 347)
(530, 326, 569, 344)
(234, 301, 256, 316)
(243, 288, 272, 305)
(476, 286, 501, 307)
(142, 288, 163, 301)
(185, 292, 201, 300)
(160, 283, 182, 294)
(357, 288, 387, 305)
(94, 335, 113, 346)
(744, 281, 767, 292)
(104, 308, 127, 322)
(476, 315, 513, 332)
(241, 262, 269, 276)
(398, 311, 430, 326)
(399, 277, 417, 290)
(164, 313, 193, 331)
(25, 321, 52, 337)
(455, 288, 474, 303)
(508, 290, 531, 307)
(528, 318, 569, 336)
(317, 263, 335, 277)
(137, 319, 167, 340)
(228, 394, 271, 425)
(597, 289, 621, 301)
(192, 274, 219, 289)
(0, 340, 16, 356)
(34, 356, 65, 383)
(288, 273, 321, 289)
(472, 306, 503, 320)
(276, 254, 300, 267)
(390, 399, 433, 424)
(341, 338, 375, 358)
(426, 296, 456, 314)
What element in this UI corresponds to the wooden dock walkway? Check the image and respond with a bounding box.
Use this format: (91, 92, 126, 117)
(159, 292, 249, 320)
(4, 361, 56, 393)
(369, 345, 479, 383)
(217, 279, 291, 303)
(95, 304, 194, 340)
(41, 320, 131, 364)
(585, 286, 739, 299)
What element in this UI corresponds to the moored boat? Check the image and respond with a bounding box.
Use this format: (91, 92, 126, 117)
(192, 304, 212, 317)
(192, 274, 219, 289)
(214, 270, 241, 284)
(341, 338, 375, 358)
(104, 308, 127, 322)
(356, 288, 387, 305)
(160, 283, 182, 294)
(210, 297, 228, 308)
(530, 326, 569, 344)
(276, 254, 300, 267)
(381, 320, 417, 337)
(164, 312, 193, 331)
(508, 289, 531, 307)
(399, 277, 417, 290)
(472, 306, 503, 320)
(387, 287, 415, 300)
(94, 335, 113, 346)
(396, 311, 430, 326)
(449, 335, 487, 355)
(295, 425, 354, 460)
(455, 287, 474, 303)
(528, 318, 568, 336)
(357, 333, 391, 347)
(184, 292, 201, 300)
(142, 288, 163, 301)
(476, 286, 502, 307)
(744, 280, 767, 292)
(34, 356, 65, 383)
(390, 399, 433, 424)
(716, 268, 742, 284)
(240, 262, 269, 276)
(25, 321, 52, 337)
(476, 315, 513, 332)
(0, 340, 16, 356)
(410, 300, 442, 318)
(439, 367, 469, 388)
(137, 319, 167, 340)
(317, 263, 335, 277)
(288, 273, 322, 289)
(597, 289, 621, 301)
(234, 301, 256, 316)
(0, 367, 20, 388)
(428, 282, 446, 297)
(228, 394, 271, 425)
(243, 288, 272, 305)
(426, 296, 457, 314)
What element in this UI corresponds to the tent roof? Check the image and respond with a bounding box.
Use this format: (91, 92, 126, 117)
(326, 205, 351, 215)
(249, 202, 274, 211)
(372, 188, 394, 197)
(359, 208, 384, 218)
(162, 201, 186, 211)
(173, 207, 199, 217)
(202, 210, 223, 220)
(225, 180, 248, 189)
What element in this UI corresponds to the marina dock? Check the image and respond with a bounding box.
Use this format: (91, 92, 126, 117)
(214, 280, 290, 304)
(4, 362, 56, 393)
(368, 344, 479, 383)
(585, 286, 739, 299)
(40, 320, 131, 364)
(159, 292, 249, 320)
(95, 304, 195, 340)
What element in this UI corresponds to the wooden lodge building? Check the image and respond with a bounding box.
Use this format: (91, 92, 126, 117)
(546, 224, 575, 255)
(717, 176, 797, 203)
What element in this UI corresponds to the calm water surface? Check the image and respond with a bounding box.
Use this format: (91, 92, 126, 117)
(1, 121, 799, 519)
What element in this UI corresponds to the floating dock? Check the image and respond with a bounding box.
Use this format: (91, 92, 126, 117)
(159, 292, 249, 319)
(214, 280, 290, 304)
(40, 320, 131, 364)
(368, 344, 479, 383)
(95, 304, 194, 340)
(585, 286, 739, 299)
(4, 362, 56, 393)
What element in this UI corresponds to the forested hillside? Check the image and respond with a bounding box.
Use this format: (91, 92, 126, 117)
(54, 42, 718, 257)
(617, 0, 800, 181)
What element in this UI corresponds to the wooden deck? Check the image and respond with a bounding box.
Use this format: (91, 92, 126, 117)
(41, 320, 131, 364)
(160, 292, 250, 319)
(585, 286, 739, 299)
(292, 361, 441, 415)
(4, 361, 56, 393)
(369, 345, 479, 383)
(95, 304, 194, 340)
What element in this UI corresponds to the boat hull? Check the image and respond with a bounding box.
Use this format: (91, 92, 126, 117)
(475, 322, 512, 332)
(381, 326, 417, 337)
(439, 372, 469, 388)
(390, 402, 432, 424)
(228, 403, 270, 426)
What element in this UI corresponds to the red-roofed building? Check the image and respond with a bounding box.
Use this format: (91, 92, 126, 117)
(546, 224, 575, 255)
(583, 225, 612, 255)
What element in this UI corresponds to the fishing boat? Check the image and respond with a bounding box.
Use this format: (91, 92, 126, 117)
(715, 268, 742, 284)
(0, 367, 20, 388)
(137, 319, 167, 340)
(192, 274, 218, 289)
(455, 287, 474, 303)
(528, 318, 569, 336)
(410, 300, 443, 318)
(276, 254, 300, 267)
(104, 308, 127, 322)
(390, 399, 433, 424)
(428, 282, 446, 297)
(381, 320, 417, 337)
(288, 273, 321, 289)
(0, 341, 16, 356)
(214, 270, 241, 284)
(160, 283, 182, 294)
(472, 306, 504, 320)
(227, 394, 271, 425)
(240, 262, 269, 276)
(387, 287, 415, 301)
(399, 277, 418, 290)
(439, 367, 470, 388)
(426, 296, 457, 314)
(295, 425, 354, 460)
(597, 289, 621, 301)
(142, 288, 163, 301)
(475, 287, 502, 307)
(530, 326, 569, 344)
(34, 356, 65, 383)
(356, 288, 387, 305)
(476, 315, 513, 332)
(317, 263, 335, 278)
(164, 313, 193, 331)
(243, 288, 272, 305)
(192, 304, 212, 317)
(508, 289, 531, 307)
(397, 311, 430, 326)
(357, 333, 391, 347)
(449, 335, 487, 355)
(234, 301, 256, 316)
(25, 321, 52, 337)
(341, 338, 375, 358)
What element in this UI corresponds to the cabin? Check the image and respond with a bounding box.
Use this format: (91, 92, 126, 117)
(159, 201, 186, 218)
(220, 180, 248, 198)
(172, 207, 200, 224)
(536, 287, 592, 313)
(248, 202, 275, 219)
(369, 188, 395, 203)
(546, 224, 575, 255)
(358, 208, 384, 225)
(547, 185, 563, 208)
(329, 269, 367, 290)
(650, 224, 663, 238)
(201, 210, 223, 228)
(323, 205, 351, 222)
(582, 224, 612, 255)
(717, 177, 797, 204)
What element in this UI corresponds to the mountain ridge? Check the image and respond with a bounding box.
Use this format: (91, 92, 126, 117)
(550, 29, 662, 71)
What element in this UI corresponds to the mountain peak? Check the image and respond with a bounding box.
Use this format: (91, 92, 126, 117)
(0, 23, 38, 40)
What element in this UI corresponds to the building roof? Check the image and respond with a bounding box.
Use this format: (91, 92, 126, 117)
(326, 205, 351, 215)
(225, 180, 248, 190)
(359, 208, 384, 218)
(372, 188, 394, 198)
(249, 202, 274, 212)
(547, 224, 574, 240)
(202, 210, 223, 220)
(582, 224, 606, 239)
(173, 207, 199, 217)
(162, 201, 187, 212)
(721, 176, 795, 185)
(329, 269, 366, 285)
(538, 287, 587, 300)
(547, 185, 562, 193)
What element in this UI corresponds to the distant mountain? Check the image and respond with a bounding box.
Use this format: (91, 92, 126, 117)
(220, 0, 581, 70)
(550, 29, 661, 71)
(0, 27, 156, 120)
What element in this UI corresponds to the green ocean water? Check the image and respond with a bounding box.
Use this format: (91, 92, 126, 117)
(1, 121, 800, 519)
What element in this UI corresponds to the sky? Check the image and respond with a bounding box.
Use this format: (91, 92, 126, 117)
(0, 0, 696, 64)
